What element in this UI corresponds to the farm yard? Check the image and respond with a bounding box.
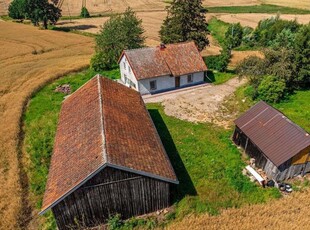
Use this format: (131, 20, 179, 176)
(0, 0, 310, 229)
(0, 21, 94, 229)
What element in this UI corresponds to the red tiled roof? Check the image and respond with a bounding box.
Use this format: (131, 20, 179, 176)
(235, 101, 310, 167)
(120, 42, 207, 80)
(41, 76, 178, 213)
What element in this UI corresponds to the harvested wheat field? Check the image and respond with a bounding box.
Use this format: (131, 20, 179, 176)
(167, 188, 310, 230)
(262, 0, 310, 10)
(214, 13, 310, 28)
(0, 21, 94, 230)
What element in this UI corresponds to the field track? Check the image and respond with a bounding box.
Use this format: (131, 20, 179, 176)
(0, 21, 94, 229)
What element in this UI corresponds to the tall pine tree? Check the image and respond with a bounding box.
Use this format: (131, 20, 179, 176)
(160, 0, 209, 51)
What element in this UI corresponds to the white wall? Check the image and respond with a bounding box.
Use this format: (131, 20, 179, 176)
(138, 75, 174, 95)
(119, 56, 139, 92)
(138, 71, 205, 95)
(179, 72, 204, 87)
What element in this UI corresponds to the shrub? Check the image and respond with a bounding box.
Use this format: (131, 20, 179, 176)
(107, 214, 123, 230)
(80, 7, 90, 18)
(90, 51, 113, 71)
(257, 75, 286, 103)
(225, 23, 243, 48)
(204, 47, 231, 72)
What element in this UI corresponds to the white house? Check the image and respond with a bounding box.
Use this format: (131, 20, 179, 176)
(118, 41, 208, 95)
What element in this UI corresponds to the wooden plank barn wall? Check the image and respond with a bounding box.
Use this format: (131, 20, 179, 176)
(52, 167, 171, 229)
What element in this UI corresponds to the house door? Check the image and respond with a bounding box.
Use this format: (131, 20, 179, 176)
(175, 77, 180, 88)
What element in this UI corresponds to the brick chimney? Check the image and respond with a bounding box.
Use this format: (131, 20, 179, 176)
(160, 43, 166, 50)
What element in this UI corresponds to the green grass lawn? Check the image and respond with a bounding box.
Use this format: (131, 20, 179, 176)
(206, 70, 236, 85)
(207, 4, 310, 14)
(147, 104, 280, 219)
(274, 90, 310, 132)
(207, 17, 230, 48)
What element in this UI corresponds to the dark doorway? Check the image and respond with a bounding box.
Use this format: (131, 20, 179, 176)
(175, 76, 180, 88)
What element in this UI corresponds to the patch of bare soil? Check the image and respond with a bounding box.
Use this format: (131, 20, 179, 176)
(145, 77, 247, 128)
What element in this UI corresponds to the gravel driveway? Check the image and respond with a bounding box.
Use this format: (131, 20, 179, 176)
(144, 77, 247, 127)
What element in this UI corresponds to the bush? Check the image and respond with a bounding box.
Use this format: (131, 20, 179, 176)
(204, 47, 231, 72)
(107, 214, 122, 230)
(257, 75, 286, 103)
(90, 52, 113, 71)
(225, 23, 243, 48)
(80, 7, 90, 18)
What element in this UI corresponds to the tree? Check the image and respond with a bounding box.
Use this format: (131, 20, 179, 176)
(8, 0, 26, 20)
(257, 75, 286, 103)
(80, 7, 90, 18)
(25, 0, 61, 29)
(91, 8, 145, 71)
(294, 23, 310, 87)
(270, 28, 296, 49)
(236, 55, 266, 86)
(225, 23, 243, 49)
(159, 0, 209, 51)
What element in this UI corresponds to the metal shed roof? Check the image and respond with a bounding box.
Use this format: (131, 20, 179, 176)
(234, 101, 310, 167)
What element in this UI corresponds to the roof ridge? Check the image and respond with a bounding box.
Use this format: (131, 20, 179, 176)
(125, 46, 155, 52)
(96, 75, 107, 162)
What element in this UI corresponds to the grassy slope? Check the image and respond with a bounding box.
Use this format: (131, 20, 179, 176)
(208, 17, 230, 48)
(207, 4, 310, 14)
(23, 69, 120, 229)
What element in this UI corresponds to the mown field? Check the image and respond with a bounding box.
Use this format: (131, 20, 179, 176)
(0, 21, 94, 229)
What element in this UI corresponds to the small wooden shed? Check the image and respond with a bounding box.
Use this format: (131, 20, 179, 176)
(40, 75, 178, 229)
(233, 101, 310, 181)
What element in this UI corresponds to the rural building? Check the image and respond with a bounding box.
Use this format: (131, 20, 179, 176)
(233, 101, 310, 181)
(118, 41, 208, 95)
(40, 75, 178, 229)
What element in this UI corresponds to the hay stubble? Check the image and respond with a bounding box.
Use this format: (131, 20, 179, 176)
(0, 21, 94, 229)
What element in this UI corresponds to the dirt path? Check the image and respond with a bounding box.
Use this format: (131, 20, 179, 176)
(144, 77, 247, 127)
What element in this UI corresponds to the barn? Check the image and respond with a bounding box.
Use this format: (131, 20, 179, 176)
(233, 101, 310, 181)
(118, 41, 208, 95)
(40, 75, 178, 229)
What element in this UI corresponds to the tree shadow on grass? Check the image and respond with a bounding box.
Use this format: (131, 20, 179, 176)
(148, 109, 197, 202)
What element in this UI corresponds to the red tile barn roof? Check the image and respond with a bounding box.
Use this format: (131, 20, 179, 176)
(41, 76, 178, 214)
(119, 42, 208, 80)
(234, 101, 310, 167)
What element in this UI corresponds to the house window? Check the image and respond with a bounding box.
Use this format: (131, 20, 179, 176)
(128, 66, 131, 73)
(187, 74, 193, 83)
(150, 80, 157, 90)
(123, 62, 126, 70)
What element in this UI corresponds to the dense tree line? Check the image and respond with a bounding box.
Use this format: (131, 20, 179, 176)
(236, 18, 310, 103)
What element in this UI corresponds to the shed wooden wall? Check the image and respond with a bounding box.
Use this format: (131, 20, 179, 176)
(233, 127, 310, 181)
(52, 167, 171, 229)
